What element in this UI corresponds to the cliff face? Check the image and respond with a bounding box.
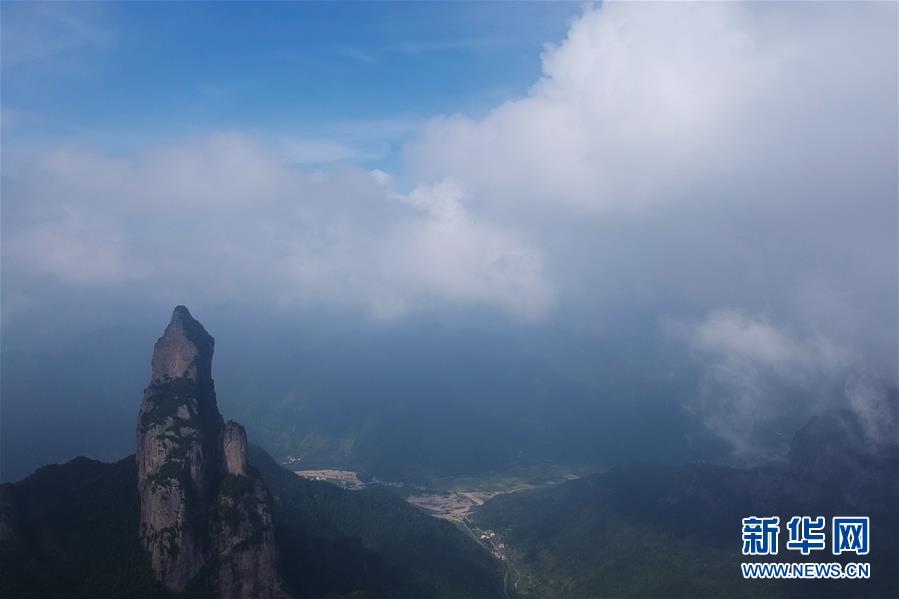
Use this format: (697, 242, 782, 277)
(136, 306, 219, 589)
(136, 306, 284, 598)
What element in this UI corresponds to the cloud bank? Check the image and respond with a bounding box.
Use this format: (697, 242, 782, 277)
(4, 134, 551, 321)
(670, 310, 855, 458)
(408, 2, 894, 213)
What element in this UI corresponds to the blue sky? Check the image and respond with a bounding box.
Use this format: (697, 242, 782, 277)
(2, 1, 580, 169)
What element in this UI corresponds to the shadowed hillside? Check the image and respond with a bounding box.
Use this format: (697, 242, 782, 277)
(473, 401, 899, 598)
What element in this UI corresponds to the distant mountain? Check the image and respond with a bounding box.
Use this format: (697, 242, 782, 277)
(473, 398, 899, 598)
(0, 307, 502, 599)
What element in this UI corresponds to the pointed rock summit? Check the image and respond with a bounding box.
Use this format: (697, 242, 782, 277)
(151, 305, 215, 384)
(137, 306, 285, 598)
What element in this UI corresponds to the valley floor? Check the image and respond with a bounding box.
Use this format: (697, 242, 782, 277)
(286, 460, 599, 598)
(286, 461, 596, 520)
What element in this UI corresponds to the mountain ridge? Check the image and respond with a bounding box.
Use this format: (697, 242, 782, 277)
(472, 396, 899, 598)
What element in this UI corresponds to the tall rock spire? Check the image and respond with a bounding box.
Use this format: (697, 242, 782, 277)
(151, 305, 216, 385)
(136, 306, 284, 598)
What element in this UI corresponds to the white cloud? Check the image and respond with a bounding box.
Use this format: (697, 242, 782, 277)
(670, 310, 854, 459)
(9, 216, 136, 285)
(389, 180, 553, 319)
(403, 0, 896, 392)
(844, 373, 897, 448)
(369, 169, 391, 186)
(690, 311, 804, 367)
(407, 2, 894, 213)
(3, 134, 552, 321)
(279, 137, 385, 165)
